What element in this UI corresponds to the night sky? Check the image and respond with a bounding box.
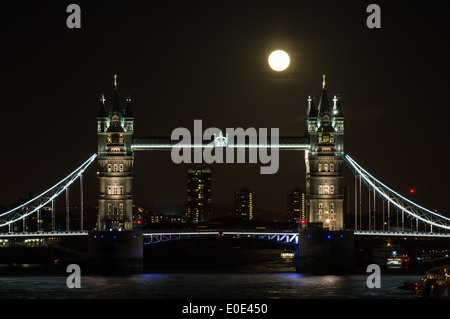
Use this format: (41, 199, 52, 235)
(1, 1, 448, 220)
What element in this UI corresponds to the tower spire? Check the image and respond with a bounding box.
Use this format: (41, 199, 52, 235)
(124, 95, 133, 118)
(97, 94, 107, 117)
(306, 95, 317, 117)
(110, 74, 121, 117)
(317, 76, 331, 118)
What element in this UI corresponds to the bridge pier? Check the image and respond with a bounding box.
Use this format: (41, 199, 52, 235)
(296, 229, 354, 274)
(87, 230, 143, 274)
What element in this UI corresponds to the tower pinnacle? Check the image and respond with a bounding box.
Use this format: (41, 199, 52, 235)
(322, 74, 326, 89)
(114, 74, 118, 88)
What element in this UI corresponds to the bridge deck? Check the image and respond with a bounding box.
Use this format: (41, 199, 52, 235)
(0, 230, 449, 239)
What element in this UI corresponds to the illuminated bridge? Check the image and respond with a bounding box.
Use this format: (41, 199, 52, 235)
(1, 149, 449, 236)
(1, 76, 449, 274)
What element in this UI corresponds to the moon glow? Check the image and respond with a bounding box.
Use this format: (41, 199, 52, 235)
(268, 50, 290, 71)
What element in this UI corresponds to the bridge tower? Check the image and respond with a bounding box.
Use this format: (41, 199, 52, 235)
(306, 75, 345, 230)
(96, 75, 134, 231)
(88, 75, 142, 274)
(298, 75, 354, 274)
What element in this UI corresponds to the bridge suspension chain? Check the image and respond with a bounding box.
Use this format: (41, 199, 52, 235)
(0, 154, 97, 228)
(344, 153, 450, 231)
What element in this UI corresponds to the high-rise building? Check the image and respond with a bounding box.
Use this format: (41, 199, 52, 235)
(234, 187, 255, 221)
(187, 167, 212, 224)
(287, 188, 306, 226)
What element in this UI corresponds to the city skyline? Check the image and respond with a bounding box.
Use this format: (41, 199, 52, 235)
(1, 2, 450, 304)
(1, 1, 448, 222)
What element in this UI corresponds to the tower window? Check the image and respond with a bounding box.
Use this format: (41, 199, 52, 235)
(108, 186, 124, 195)
(111, 114, 120, 127)
(330, 163, 334, 172)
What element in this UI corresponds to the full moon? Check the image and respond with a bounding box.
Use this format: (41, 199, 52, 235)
(268, 50, 290, 71)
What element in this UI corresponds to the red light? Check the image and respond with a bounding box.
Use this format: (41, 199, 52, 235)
(409, 189, 416, 194)
(301, 219, 306, 225)
(137, 220, 142, 225)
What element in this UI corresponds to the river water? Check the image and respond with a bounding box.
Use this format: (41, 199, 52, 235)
(0, 249, 421, 299)
(0, 272, 421, 299)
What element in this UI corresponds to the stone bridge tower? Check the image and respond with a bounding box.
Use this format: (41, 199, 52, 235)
(89, 75, 142, 274)
(305, 75, 345, 230)
(96, 75, 134, 231)
(298, 75, 354, 274)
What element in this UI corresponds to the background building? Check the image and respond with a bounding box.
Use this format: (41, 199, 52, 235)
(187, 167, 212, 224)
(287, 188, 306, 226)
(234, 187, 255, 222)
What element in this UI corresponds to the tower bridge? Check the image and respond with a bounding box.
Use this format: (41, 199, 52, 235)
(1, 75, 449, 273)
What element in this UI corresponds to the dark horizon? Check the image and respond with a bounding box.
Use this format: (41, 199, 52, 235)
(1, 1, 449, 221)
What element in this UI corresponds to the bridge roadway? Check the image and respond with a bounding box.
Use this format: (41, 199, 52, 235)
(0, 230, 449, 245)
